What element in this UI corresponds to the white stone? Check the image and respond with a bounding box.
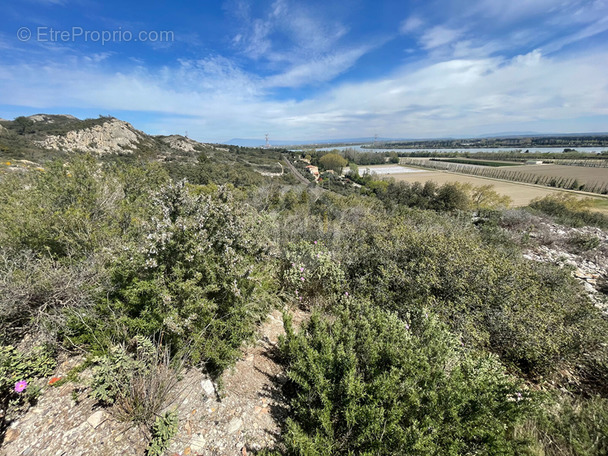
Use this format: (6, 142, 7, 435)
(227, 417, 243, 434)
(201, 378, 215, 397)
(191, 434, 207, 451)
(87, 410, 105, 429)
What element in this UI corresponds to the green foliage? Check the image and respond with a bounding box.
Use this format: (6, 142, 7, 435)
(567, 233, 601, 252)
(1, 135, 607, 454)
(469, 184, 513, 210)
(0, 248, 106, 345)
(529, 194, 608, 229)
(90, 336, 180, 452)
(89, 338, 151, 405)
(147, 410, 179, 456)
(0, 345, 56, 435)
(319, 153, 348, 174)
(358, 179, 473, 212)
(347, 162, 358, 177)
(281, 240, 346, 306)
(0, 155, 168, 259)
(92, 181, 274, 374)
(90, 336, 181, 427)
(279, 300, 532, 455)
(165, 146, 292, 188)
(342, 215, 606, 380)
(0, 155, 119, 257)
(523, 394, 608, 456)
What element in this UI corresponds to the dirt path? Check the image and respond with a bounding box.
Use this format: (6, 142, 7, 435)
(166, 309, 289, 455)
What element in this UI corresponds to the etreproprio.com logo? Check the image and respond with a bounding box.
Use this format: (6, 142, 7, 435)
(17, 26, 174, 45)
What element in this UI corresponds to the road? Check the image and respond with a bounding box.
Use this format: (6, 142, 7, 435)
(283, 157, 312, 185)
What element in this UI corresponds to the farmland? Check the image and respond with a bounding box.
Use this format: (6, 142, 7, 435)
(361, 164, 608, 208)
(502, 163, 608, 186)
(400, 158, 608, 194)
(429, 158, 521, 167)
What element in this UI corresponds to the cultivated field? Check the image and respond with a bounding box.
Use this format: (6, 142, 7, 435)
(504, 164, 608, 186)
(407, 159, 608, 187)
(361, 164, 608, 208)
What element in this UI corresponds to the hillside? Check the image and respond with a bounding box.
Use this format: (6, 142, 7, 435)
(0, 114, 215, 159)
(0, 114, 293, 187)
(1, 115, 608, 456)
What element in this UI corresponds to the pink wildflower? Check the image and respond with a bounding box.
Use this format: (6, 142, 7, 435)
(314, 241, 317, 244)
(14, 380, 28, 393)
(300, 277, 305, 281)
(300, 267, 304, 272)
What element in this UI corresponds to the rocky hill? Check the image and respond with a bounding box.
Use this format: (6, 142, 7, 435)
(0, 113, 290, 187)
(35, 118, 147, 155)
(0, 114, 216, 160)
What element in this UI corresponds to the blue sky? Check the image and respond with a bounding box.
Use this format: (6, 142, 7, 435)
(1, 0, 607, 143)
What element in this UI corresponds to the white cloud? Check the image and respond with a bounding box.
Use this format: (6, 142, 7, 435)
(512, 49, 542, 66)
(400, 16, 424, 34)
(2, 45, 607, 142)
(419, 26, 465, 49)
(228, 0, 362, 85)
(263, 46, 371, 88)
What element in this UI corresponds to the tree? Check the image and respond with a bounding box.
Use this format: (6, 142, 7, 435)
(319, 153, 348, 174)
(12, 116, 34, 135)
(470, 184, 512, 210)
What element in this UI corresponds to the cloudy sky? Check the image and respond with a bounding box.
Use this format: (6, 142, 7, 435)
(1, 0, 607, 142)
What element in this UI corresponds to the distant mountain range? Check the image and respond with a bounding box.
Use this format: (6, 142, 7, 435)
(228, 132, 608, 148)
(225, 137, 390, 147)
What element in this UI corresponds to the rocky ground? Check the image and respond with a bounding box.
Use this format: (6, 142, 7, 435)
(35, 119, 146, 155)
(519, 218, 608, 313)
(1, 309, 305, 456)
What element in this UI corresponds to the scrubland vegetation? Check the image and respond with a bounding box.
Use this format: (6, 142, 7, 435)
(1, 150, 608, 455)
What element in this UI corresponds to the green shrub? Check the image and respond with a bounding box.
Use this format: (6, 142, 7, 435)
(90, 336, 180, 426)
(0, 345, 56, 436)
(0, 156, 168, 259)
(342, 219, 606, 380)
(523, 394, 608, 456)
(529, 195, 608, 229)
(147, 410, 179, 456)
(80, 181, 275, 375)
(279, 300, 533, 455)
(281, 240, 345, 306)
(567, 233, 601, 252)
(369, 180, 473, 212)
(0, 156, 120, 257)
